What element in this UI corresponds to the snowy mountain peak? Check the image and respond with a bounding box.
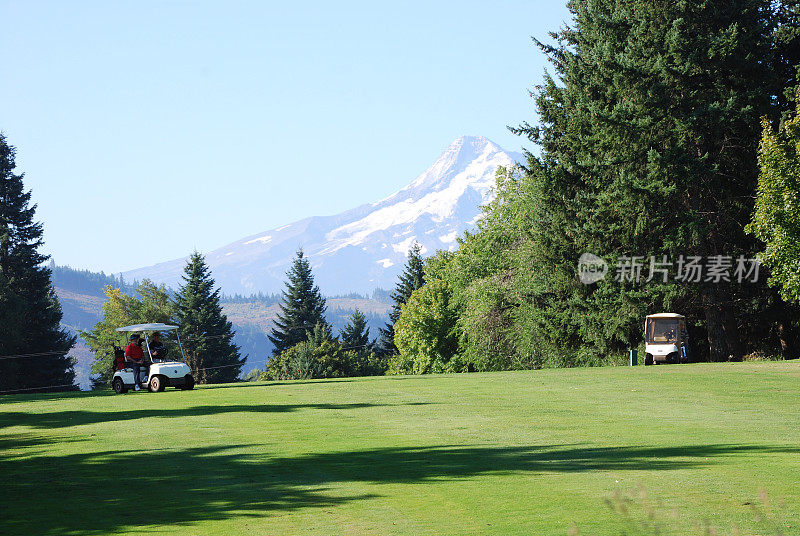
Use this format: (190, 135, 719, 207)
(449, 135, 504, 158)
(122, 136, 523, 295)
(403, 135, 505, 194)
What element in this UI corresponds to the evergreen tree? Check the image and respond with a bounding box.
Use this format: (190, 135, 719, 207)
(174, 252, 243, 383)
(269, 249, 328, 356)
(340, 309, 371, 351)
(377, 242, 425, 356)
(773, 0, 800, 114)
(340, 308, 384, 374)
(0, 134, 75, 393)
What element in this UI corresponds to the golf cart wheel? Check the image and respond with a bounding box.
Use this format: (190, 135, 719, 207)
(112, 377, 127, 394)
(149, 375, 166, 393)
(644, 354, 654, 366)
(180, 374, 195, 390)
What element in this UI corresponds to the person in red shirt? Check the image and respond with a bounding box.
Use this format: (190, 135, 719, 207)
(125, 334, 145, 390)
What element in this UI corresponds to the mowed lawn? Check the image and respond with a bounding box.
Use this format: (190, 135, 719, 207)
(1, 363, 799, 535)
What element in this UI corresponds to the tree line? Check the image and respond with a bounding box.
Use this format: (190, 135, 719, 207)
(387, 0, 800, 374)
(271, 1, 800, 376)
(51, 264, 134, 298)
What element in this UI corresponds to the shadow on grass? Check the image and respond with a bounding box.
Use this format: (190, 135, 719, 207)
(204, 378, 364, 388)
(1, 438, 796, 536)
(197, 375, 447, 390)
(0, 389, 117, 403)
(0, 402, 431, 430)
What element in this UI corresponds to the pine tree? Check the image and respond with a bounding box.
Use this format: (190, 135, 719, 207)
(269, 249, 328, 356)
(377, 242, 425, 356)
(0, 134, 75, 393)
(174, 252, 243, 383)
(340, 309, 371, 351)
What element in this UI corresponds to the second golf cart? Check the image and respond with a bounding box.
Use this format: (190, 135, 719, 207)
(111, 323, 195, 394)
(643, 313, 690, 365)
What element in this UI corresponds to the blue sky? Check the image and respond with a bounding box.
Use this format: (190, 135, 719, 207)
(1, 1, 570, 273)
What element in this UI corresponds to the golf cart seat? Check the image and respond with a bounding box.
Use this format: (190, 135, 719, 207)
(113, 345, 150, 370)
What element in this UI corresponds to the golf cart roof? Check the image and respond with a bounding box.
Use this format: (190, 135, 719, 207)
(646, 313, 685, 319)
(116, 323, 179, 332)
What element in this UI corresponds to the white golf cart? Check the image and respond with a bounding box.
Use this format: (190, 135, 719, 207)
(111, 323, 195, 394)
(643, 313, 690, 365)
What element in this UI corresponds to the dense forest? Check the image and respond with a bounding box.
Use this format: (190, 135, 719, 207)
(51, 265, 134, 297)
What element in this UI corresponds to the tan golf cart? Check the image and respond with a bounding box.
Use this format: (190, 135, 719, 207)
(644, 313, 689, 365)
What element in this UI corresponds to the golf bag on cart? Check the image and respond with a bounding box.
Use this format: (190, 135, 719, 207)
(113, 347, 126, 371)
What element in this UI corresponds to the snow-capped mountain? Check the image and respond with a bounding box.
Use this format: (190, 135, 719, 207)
(121, 136, 523, 295)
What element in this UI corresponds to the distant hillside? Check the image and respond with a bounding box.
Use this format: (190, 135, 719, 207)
(52, 265, 391, 388)
(52, 265, 134, 297)
(220, 295, 390, 371)
(52, 265, 134, 332)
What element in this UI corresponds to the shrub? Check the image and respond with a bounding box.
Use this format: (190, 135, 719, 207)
(391, 279, 461, 374)
(261, 323, 385, 380)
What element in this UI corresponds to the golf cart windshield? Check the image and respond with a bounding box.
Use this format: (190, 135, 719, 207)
(646, 318, 679, 344)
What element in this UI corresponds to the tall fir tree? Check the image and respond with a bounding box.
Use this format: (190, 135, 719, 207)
(269, 249, 329, 356)
(340, 309, 371, 351)
(174, 252, 243, 383)
(377, 242, 425, 356)
(509, 0, 793, 362)
(0, 133, 75, 393)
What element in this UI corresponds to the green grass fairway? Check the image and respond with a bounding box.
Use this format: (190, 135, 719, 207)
(2, 362, 799, 535)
